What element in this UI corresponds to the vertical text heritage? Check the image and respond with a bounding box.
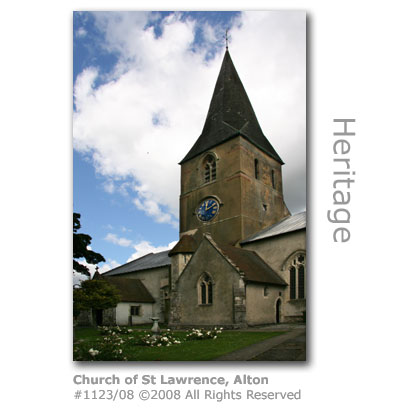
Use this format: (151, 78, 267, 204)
(327, 119, 356, 242)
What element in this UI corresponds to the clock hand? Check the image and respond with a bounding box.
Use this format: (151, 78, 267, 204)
(207, 203, 216, 210)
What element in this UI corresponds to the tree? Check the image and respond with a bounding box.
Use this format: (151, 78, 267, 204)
(73, 212, 105, 276)
(73, 278, 121, 318)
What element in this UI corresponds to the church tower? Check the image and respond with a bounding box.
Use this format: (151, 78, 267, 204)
(179, 50, 290, 246)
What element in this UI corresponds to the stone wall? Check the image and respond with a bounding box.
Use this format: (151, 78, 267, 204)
(179, 136, 288, 246)
(246, 284, 282, 325)
(242, 229, 306, 322)
(170, 237, 245, 327)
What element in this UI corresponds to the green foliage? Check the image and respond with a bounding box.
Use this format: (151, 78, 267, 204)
(186, 327, 223, 340)
(73, 213, 105, 276)
(73, 327, 285, 361)
(73, 279, 121, 315)
(74, 332, 127, 361)
(98, 326, 134, 335)
(134, 330, 182, 347)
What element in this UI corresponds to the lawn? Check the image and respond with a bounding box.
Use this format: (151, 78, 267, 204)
(74, 327, 284, 361)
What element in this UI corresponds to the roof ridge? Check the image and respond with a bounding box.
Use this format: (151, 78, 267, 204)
(101, 252, 154, 276)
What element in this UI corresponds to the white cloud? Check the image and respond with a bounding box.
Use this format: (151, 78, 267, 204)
(202, 22, 217, 43)
(127, 240, 178, 262)
(73, 258, 121, 285)
(73, 272, 88, 287)
(103, 179, 115, 193)
(76, 27, 87, 38)
(73, 11, 306, 229)
(104, 233, 133, 247)
(99, 259, 121, 273)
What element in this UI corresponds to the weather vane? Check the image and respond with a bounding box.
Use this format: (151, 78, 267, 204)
(224, 28, 231, 50)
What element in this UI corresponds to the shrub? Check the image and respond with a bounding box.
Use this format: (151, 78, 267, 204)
(98, 325, 133, 335)
(74, 332, 127, 361)
(185, 327, 223, 341)
(134, 330, 181, 347)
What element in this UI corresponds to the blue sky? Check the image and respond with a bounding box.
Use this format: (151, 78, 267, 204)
(73, 11, 306, 279)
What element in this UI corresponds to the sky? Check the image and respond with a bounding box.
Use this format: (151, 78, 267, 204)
(73, 11, 306, 281)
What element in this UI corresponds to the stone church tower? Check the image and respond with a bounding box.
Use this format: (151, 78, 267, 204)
(179, 50, 289, 246)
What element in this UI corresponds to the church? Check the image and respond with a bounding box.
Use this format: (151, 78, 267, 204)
(94, 48, 306, 328)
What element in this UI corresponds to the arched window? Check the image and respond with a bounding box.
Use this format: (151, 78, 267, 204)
(289, 254, 306, 300)
(254, 159, 259, 179)
(204, 154, 216, 183)
(199, 273, 213, 305)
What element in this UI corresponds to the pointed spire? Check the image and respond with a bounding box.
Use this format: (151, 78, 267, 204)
(180, 49, 283, 164)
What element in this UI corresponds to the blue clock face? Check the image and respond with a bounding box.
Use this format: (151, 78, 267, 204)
(197, 198, 220, 222)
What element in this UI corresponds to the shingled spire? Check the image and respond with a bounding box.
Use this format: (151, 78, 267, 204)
(180, 50, 283, 164)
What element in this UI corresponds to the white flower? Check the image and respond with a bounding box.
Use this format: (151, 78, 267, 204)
(213, 336, 217, 339)
(88, 348, 99, 357)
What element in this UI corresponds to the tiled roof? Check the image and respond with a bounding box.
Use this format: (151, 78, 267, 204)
(180, 50, 283, 165)
(219, 245, 287, 286)
(103, 250, 170, 277)
(104, 277, 155, 303)
(168, 234, 199, 256)
(241, 211, 306, 244)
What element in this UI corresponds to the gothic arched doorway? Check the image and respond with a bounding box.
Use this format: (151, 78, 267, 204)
(276, 299, 281, 324)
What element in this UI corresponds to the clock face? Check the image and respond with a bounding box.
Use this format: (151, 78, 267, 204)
(197, 198, 220, 222)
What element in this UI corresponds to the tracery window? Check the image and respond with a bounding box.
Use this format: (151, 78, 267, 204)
(204, 154, 216, 183)
(199, 273, 213, 305)
(289, 254, 305, 300)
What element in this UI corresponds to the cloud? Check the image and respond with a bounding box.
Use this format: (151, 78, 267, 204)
(127, 240, 178, 262)
(76, 27, 87, 38)
(73, 258, 122, 286)
(103, 232, 178, 264)
(99, 259, 121, 273)
(104, 233, 133, 247)
(103, 179, 115, 193)
(73, 11, 306, 229)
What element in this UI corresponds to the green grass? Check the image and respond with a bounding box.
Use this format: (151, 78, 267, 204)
(74, 327, 284, 361)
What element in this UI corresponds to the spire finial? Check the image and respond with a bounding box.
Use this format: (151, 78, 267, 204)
(224, 28, 231, 50)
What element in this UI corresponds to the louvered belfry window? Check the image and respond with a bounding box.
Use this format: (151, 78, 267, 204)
(254, 159, 259, 179)
(204, 155, 216, 183)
